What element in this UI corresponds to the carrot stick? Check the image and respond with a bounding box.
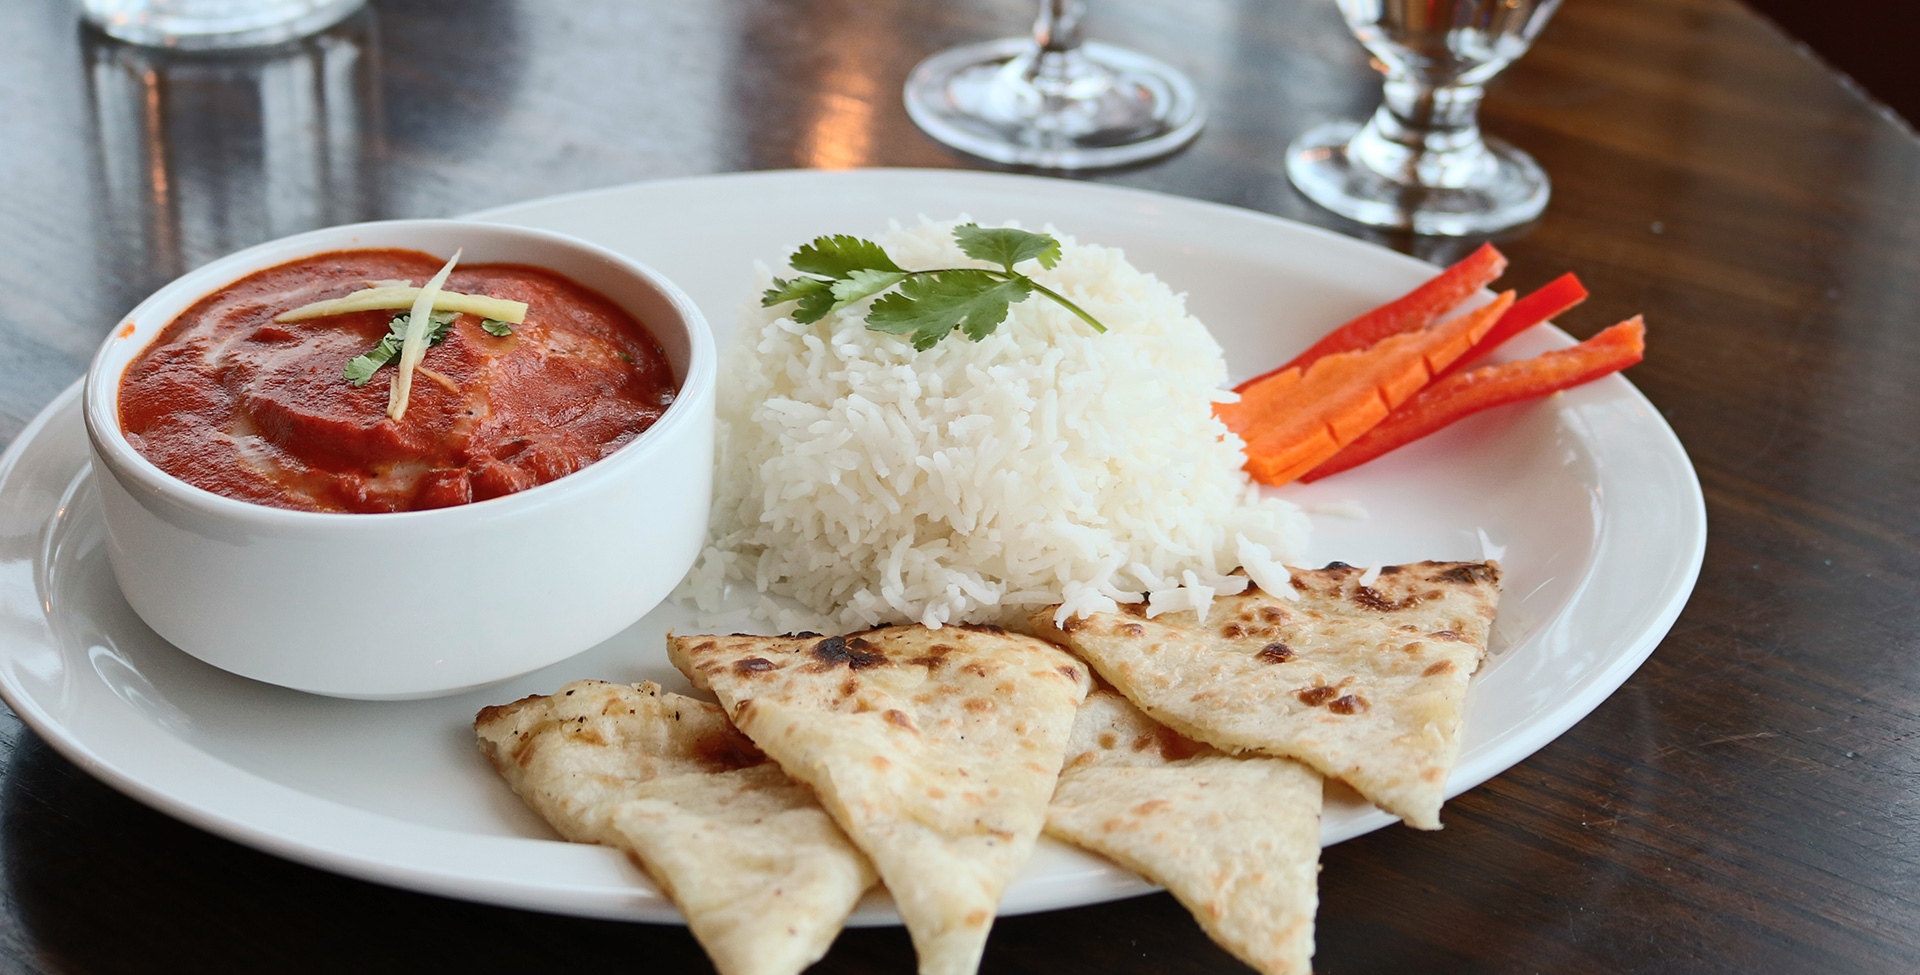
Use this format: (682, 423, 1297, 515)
(1302, 317, 1647, 482)
(1439, 272, 1588, 379)
(1232, 291, 1516, 486)
(1221, 290, 1514, 437)
(1232, 243, 1506, 394)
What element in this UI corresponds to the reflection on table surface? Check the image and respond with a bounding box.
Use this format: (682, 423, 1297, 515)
(84, 12, 381, 295)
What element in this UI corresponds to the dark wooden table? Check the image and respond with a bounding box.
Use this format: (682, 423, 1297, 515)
(2, 0, 1917, 971)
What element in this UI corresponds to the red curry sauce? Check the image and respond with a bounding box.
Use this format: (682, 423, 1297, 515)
(118, 249, 676, 513)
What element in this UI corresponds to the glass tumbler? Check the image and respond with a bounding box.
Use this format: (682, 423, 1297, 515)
(84, 14, 379, 295)
(1288, 0, 1564, 235)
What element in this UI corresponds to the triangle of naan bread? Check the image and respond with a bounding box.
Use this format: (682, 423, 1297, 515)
(475, 680, 877, 975)
(669, 625, 1093, 975)
(1047, 689, 1323, 975)
(1034, 560, 1500, 830)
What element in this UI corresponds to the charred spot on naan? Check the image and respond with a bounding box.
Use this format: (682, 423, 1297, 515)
(807, 635, 887, 671)
(1257, 642, 1296, 663)
(1328, 694, 1368, 715)
(733, 656, 780, 676)
(1295, 685, 1339, 707)
(1435, 563, 1499, 585)
(904, 642, 956, 669)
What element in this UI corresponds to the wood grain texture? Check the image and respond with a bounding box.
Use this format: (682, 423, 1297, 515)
(0, 0, 1917, 972)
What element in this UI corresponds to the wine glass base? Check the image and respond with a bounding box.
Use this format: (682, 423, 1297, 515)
(904, 37, 1204, 170)
(1286, 121, 1550, 236)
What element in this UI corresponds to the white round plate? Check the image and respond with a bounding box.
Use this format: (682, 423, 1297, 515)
(0, 169, 1705, 924)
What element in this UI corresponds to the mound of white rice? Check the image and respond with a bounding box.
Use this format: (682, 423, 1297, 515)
(680, 218, 1310, 631)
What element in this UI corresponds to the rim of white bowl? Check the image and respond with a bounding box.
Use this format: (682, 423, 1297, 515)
(82, 218, 715, 529)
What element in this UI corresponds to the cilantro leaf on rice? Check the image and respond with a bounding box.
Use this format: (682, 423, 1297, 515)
(953, 223, 1062, 272)
(788, 234, 904, 278)
(762, 226, 1100, 344)
(867, 270, 1032, 350)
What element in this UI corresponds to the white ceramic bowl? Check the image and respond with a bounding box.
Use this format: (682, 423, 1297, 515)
(82, 220, 715, 700)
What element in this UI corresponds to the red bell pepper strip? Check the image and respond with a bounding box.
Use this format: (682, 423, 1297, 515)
(1300, 317, 1647, 482)
(1439, 272, 1589, 379)
(1233, 242, 1506, 393)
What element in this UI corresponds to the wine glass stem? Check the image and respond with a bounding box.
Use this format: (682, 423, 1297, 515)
(1349, 76, 1493, 186)
(1026, 0, 1101, 97)
(1033, 0, 1085, 52)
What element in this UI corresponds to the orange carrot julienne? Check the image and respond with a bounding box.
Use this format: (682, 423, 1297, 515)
(1220, 289, 1514, 437)
(1232, 243, 1506, 394)
(1232, 290, 1516, 486)
(1302, 317, 1647, 482)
